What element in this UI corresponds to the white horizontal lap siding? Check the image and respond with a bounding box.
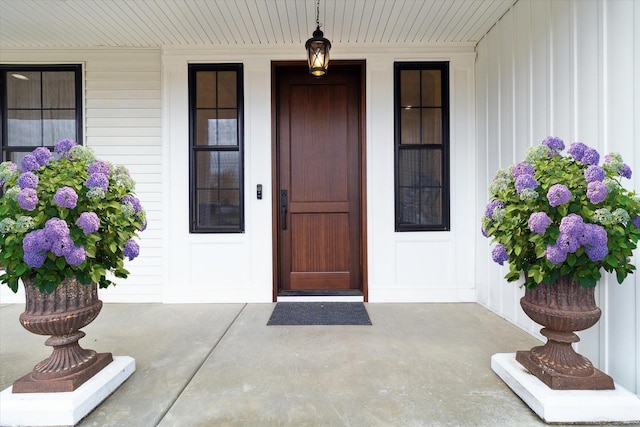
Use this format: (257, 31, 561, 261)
(475, 0, 640, 394)
(0, 48, 164, 304)
(85, 50, 163, 303)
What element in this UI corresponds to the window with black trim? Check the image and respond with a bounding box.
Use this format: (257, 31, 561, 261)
(1, 65, 82, 164)
(188, 64, 244, 233)
(394, 62, 450, 231)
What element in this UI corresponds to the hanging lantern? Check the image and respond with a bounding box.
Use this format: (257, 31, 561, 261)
(305, 1, 331, 77)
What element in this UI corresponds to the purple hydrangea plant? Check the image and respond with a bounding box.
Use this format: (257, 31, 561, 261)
(482, 136, 640, 289)
(0, 139, 147, 294)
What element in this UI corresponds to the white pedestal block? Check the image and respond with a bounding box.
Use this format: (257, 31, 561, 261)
(0, 356, 135, 427)
(492, 353, 640, 424)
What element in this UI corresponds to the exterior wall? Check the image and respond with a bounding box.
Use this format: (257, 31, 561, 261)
(0, 45, 478, 306)
(162, 45, 477, 303)
(475, 0, 640, 393)
(0, 47, 164, 303)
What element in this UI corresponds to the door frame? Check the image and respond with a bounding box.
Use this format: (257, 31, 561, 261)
(271, 60, 368, 301)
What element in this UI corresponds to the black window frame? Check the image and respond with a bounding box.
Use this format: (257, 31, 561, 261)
(1, 64, 83, 162)
(188, 63, 245, 233)
(394, 61, 450, 232)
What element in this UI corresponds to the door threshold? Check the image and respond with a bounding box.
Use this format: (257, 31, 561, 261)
(277, 290, 364, 302)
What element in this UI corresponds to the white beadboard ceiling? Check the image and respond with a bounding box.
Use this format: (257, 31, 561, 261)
(0, 0, 516, 48)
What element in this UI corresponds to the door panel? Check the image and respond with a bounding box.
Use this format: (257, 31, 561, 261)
(275, 64, 362, 293)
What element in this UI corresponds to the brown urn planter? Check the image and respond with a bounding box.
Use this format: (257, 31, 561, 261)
(516, 275, 614, 390)
(12, 276, 113, 393)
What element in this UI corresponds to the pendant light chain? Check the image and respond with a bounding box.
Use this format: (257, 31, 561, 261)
(315, 0, 320, 28)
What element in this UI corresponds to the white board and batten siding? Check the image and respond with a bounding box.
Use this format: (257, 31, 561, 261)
(0, 48, 163, 303)
(475, 0, 640, 394)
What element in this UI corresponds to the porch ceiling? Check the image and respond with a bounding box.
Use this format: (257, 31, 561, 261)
(0, 0, 515, 48)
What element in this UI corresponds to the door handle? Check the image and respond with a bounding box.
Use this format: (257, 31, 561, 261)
(280, 190, 288, 230)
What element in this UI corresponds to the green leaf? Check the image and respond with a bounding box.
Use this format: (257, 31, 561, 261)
(15, 263, 27, 276)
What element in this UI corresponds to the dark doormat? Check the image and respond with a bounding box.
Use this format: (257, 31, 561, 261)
(267, 302, 372, 326)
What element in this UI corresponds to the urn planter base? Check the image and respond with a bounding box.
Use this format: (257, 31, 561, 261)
(12, 353, 113, 393)
(516, 350, 614, 390)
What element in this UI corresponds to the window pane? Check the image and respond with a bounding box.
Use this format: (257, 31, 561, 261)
(196, 151, 239, 189)
(400, 70, 420, 107)
(196, 110, 238, 146)
(42, 71, 75, 108)
(422, 109, 442, 144)
(43, 110, 76, 145)
(421, 70, 442, 107)
(400, 108, 420, 145)
(398, 148, 442, 226)
(6, 72, 41, 109)
(8, 110, 42, 147)
(196, 71, 217, 108)
(196, 109, 217, 145)
(10, 152, 29, 168)
(217, 71, 237, 108)
(195, 151, 241, 228)
(217, 109, 238, 146)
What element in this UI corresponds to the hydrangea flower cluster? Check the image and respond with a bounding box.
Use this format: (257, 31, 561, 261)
(528, 212, 552, 234)
(544, 214, 609, 264)
(123, 239, 140, 261)
(482, 136, 640, 289)
(0, 139, 146, 294)
(0, 161, 18, 186)
(76, 212, 100, 234)
(22, 218, 87, 268)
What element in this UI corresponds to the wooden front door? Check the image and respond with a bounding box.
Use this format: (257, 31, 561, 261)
(274, 62, 364, 295)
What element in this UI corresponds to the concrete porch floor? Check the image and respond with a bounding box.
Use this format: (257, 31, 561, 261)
(0, 302, 595, 426)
